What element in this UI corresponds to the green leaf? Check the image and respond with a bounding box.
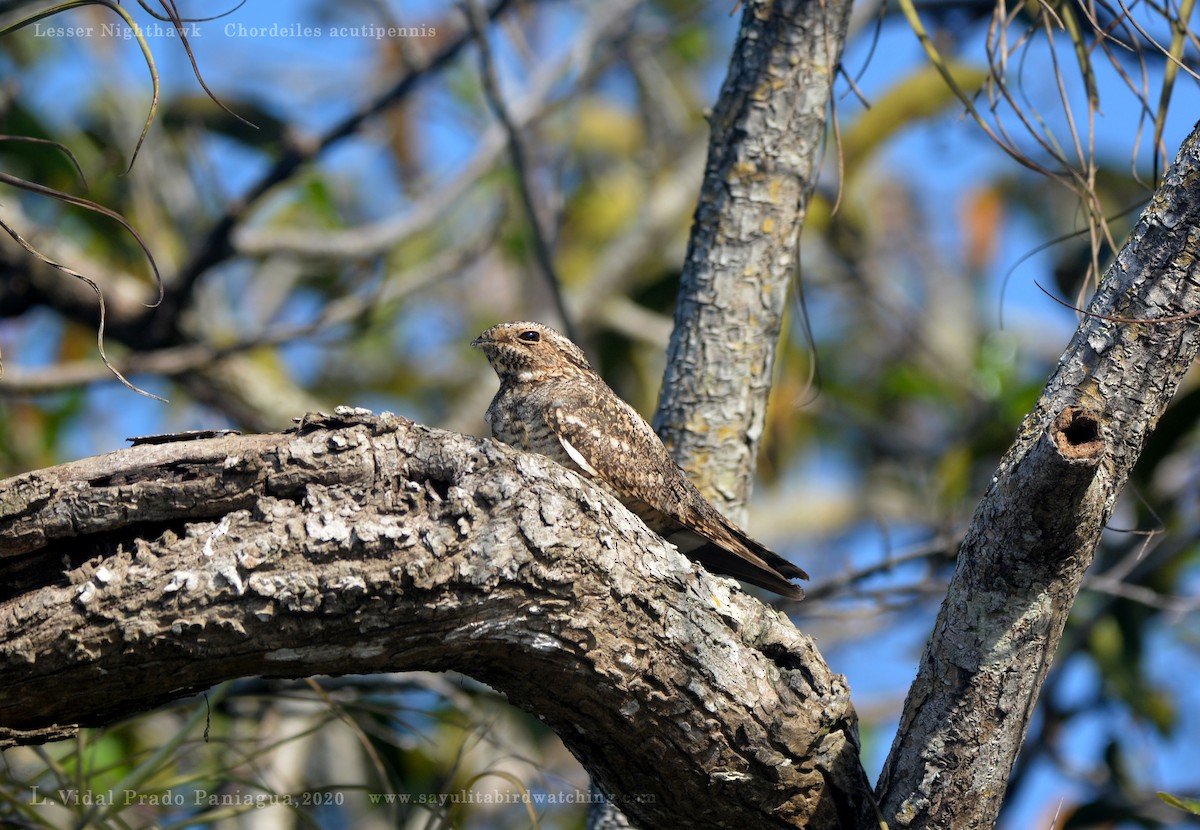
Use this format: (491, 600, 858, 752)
(1157, 791, 1200, 816)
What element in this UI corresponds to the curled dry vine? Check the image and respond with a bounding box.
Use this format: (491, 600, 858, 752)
(0, 0, 248, 399)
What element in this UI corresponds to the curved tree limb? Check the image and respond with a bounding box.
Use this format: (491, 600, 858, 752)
(0, 409, 878, 830)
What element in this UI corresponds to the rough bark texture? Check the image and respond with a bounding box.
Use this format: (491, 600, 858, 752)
(876, 121, 1200, 829)
(0, 409, 878, 830)
(652, 0, 852, 519)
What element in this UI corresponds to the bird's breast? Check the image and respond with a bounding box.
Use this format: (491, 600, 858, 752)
(485, 387, 561, 459)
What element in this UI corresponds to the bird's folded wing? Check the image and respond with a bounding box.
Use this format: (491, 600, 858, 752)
(547, 395, 810, 592)
(548, 396, 681, 511)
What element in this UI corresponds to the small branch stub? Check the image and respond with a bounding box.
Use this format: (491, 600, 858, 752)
(1052, 407, 1104, 460)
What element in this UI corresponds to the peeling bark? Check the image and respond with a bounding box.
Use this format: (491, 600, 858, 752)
(0, 409, 878, 830)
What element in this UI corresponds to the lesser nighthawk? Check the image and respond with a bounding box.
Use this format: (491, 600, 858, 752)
(473, 321, 808, 599)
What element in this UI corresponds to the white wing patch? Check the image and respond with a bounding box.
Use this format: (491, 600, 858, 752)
(558, 433, 600, 477)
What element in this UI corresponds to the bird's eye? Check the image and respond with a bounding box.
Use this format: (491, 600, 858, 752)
(518, 330, 541, 343)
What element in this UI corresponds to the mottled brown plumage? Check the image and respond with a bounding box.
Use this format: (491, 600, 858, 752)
(472, 321, 807, 599)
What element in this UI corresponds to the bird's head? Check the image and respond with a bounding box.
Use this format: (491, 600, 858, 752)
(472, 321, 593, 384)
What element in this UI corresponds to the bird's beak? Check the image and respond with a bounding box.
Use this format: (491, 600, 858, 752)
(470, 334, 486, 349)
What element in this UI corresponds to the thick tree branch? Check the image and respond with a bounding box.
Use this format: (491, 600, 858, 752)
(0, 409, 877, 830)
(876, 121, 1200, 829)
(653, 0, 852, 517)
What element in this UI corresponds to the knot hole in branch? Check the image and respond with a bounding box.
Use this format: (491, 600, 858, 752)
(1052, 406, 1104, 459)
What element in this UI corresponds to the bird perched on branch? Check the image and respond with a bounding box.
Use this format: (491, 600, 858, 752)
(472, 321, 807, 599)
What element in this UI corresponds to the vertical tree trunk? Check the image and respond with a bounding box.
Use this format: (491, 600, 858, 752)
(653, 0, 852, 520)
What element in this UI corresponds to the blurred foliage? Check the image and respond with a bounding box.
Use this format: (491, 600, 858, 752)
(0, 677, 579, 829)
(0, 0, 1198, 828)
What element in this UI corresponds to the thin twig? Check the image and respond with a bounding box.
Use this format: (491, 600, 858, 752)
(799, 535, 960, 604)
(464, 0, 578, 343)
(158, 0, 526, 343)
(0, 224, 497, 396)
(236, 31, 580, 259)
(0, 218, 165, 401)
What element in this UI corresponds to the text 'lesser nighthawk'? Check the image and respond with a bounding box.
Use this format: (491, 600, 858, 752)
(473, 321, 808, 599)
